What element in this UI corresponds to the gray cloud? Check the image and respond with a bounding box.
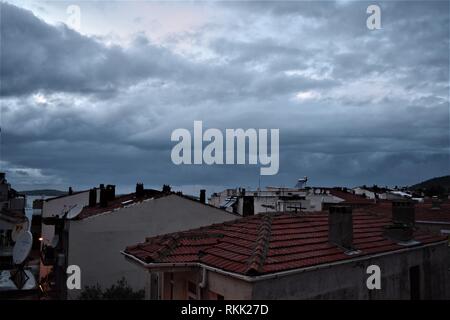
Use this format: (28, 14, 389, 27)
(0, 1, 448, 192)
(0, 2, 188, 97)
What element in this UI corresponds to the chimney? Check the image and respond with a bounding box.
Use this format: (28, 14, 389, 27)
(199, 189, 206, 204)
(431, 196, 441, 210)
(383, 200, 415, 242)
(392, 200, 415, 227)
(106, 185, 115, 201)
(100, 187, 108, 208)
(136, 183, 144, 198)
(328, 206, 353, 249)
(88, 188, 97, 207)
(242, 196, 254, 217)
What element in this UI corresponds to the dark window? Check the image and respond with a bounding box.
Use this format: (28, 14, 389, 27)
(409, 265, 421, 300)
(169, 273, 174, 300)
(188, 281, 197, 295)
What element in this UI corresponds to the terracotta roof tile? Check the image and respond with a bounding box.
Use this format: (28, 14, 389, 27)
(124, 211, 446, 276)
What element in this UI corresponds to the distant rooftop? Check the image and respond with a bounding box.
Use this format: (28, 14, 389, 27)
(76, 189, 163, 220)
(355, 201, 450, 224)
(328, 188, 374, 204)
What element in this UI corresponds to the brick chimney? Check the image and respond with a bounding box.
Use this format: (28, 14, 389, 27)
(328, 206, 353, 249)
(383, 200, 415, 242)
(199, 189, 206, 204)
(392, 200, 415, 227)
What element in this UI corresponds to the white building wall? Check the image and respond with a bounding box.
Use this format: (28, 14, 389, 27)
(40, 191, 91, 280)
(66, 194, 236, 299)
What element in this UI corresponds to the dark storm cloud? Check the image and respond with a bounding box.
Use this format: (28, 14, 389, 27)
(0, 1, 448, 191)
(0, 2, 187, 96)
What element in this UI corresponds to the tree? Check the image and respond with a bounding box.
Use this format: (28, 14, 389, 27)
(79, 278, 145, 300)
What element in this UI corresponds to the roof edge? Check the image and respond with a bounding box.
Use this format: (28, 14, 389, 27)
(121, 239, 448, 283)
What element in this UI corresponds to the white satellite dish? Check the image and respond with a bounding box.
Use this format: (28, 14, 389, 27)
(66, 204, 83, 219)
(51, 234, 59, 248)
(11, 217, 30, 242)
(12, 231, 33, 265)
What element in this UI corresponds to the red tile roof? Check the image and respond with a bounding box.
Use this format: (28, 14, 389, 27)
(124, 212, 446, 276)
(355, 201, 450, 224)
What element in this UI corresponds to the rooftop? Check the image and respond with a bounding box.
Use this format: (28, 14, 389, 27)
(76, 189, 162, 220)
(124, 211, 445, 277)
(328, 188, 374, 205)
(355, 201, 450, 224)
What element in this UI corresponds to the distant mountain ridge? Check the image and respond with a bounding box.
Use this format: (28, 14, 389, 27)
(20, 189, 67, 196)
(410, 175, 450, 190)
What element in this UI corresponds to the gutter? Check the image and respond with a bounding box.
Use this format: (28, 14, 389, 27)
(121, 239, 448, 283)
(416, 220, 450, 225)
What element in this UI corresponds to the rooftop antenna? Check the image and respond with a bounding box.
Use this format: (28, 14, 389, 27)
(295, 176, 308, 189)
(11, 217, 30, 242)
(9, 230, 36, 290)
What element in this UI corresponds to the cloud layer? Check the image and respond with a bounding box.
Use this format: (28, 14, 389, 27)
(0, 1, 448, 192)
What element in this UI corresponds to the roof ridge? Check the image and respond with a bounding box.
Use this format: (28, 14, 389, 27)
(145, 235, 180, 262)
(245, 214, 273, 276)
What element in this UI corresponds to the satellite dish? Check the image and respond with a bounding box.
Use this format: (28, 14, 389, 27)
(66, 204, 83, 219)
(11, 218, 30, 242)
(12, 231, 33, 265)
(51, 234, 59, 248)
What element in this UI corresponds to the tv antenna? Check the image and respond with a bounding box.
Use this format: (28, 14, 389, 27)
(11, 217, 30, 242)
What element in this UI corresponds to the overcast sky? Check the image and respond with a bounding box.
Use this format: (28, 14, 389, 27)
(0, 0, 448, 194)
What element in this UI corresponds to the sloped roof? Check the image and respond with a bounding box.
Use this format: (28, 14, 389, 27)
(124, 211, 445, 277)
(328, 189, 374, 204)
(355, 201, 450, 224)
(75, 189, 163, 220)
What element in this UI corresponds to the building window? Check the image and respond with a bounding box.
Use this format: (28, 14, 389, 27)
(187, 281, 197, 300)
(409, 265, 421, 300)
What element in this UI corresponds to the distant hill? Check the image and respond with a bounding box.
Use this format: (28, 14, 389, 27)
(410, 175, 450, 190)
(20, 189, 67, 196)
